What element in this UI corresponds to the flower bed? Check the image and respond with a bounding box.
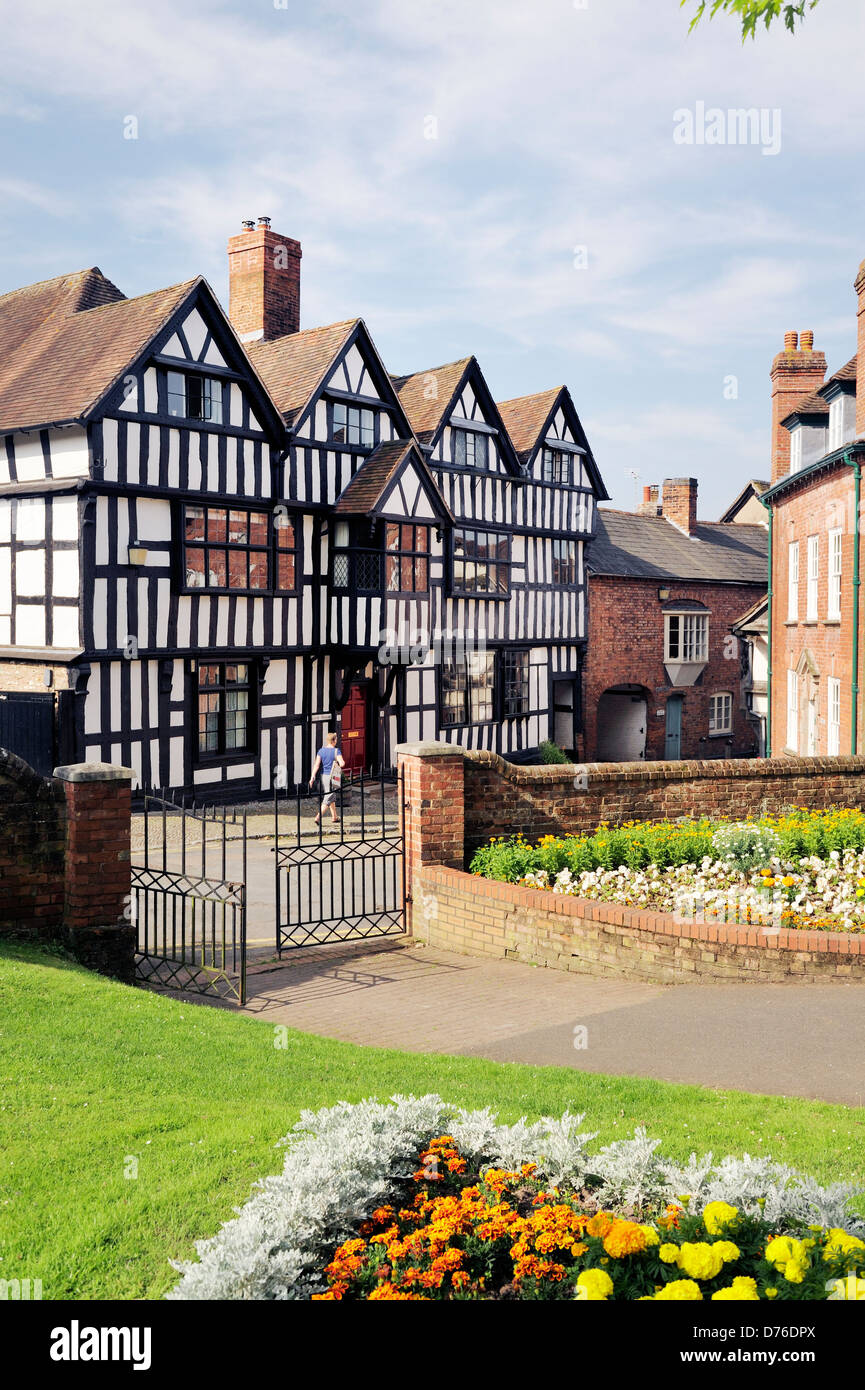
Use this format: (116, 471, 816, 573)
(469, 810, 865, 932)
(169, 1096, 865, 1301)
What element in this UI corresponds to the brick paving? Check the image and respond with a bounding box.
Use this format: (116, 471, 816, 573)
(182, 936, 865, 1107)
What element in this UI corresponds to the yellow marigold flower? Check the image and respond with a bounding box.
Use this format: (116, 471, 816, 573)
(640, 1225, 661, 1247)
(659, 1244, 680, 1264)
(765, 1288, 778, 1299)
(765, 1235, 809, 1277)
(703, 1201, 738, 1235)
(652, 1279, 703, 1301)
(711, 1277, 760, 1301)
(575, 1268, 614, 1301)
(677, 1242, 726, 1281)
(713, 1241, 741, 1264)
(603, 1220, 649, 1258)
(823, 1229, 865, 1263)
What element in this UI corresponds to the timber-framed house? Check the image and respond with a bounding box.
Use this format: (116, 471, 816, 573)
(0, 219, 607, 793)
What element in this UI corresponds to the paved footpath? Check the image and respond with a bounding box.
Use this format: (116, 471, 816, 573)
(208, 938, 865, 1108)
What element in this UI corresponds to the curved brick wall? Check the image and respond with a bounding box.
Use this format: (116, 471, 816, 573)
(414, 865, 865, 984)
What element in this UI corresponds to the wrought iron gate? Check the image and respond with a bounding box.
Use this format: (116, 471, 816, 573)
(274, 768, 405, 951)
(132, 792, 247, 1002)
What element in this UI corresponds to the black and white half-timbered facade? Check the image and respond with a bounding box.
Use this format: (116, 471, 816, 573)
(0, 219, 607, 794)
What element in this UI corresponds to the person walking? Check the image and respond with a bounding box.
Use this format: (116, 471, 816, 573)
(309, 731, 346, 827)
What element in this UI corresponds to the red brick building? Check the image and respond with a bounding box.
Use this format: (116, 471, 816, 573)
(762, 269, 865, 757)
(583, 479, 767, 762)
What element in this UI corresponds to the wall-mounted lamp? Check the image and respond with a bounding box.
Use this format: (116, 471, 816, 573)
(658, 586, 671, 601)
(127, 543, 148, 566)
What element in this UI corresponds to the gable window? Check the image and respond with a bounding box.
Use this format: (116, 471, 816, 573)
(787, 541, 799, 621)
(183, 505, 296, 591)
(166, 370, 223, 425)
(828, 527, 842, 619)
(385, 524, 430, 594)
(197, 662, 253, 758)
(806, 534, 819, 620)
(708, 692, 732, 736)
(332, 403, 374, 448)
(454, 429, 488, 470)
(542, 448, 571, 485)
(440, 649, 496, 726)
(552, 538, 578, 586)
(664, 611, 708, 663)
(452, 527, 510, 596)
(789, 427, 803, 474)
(502, 649, 530, 717)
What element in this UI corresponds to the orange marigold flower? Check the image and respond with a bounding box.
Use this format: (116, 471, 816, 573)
(586, 1211, 616, 1238)
(368, 1282, 425, 1300)
(603, 1221, 649, 1259)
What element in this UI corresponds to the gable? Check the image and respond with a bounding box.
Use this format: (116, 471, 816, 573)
(428, 359, 521, 476)
(375, 458, 445, 523)
(334, 439, 452, 524)
(289, 320, 413, 442)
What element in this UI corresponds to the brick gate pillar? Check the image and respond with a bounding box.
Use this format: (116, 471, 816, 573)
(54, 762, 136, 983)
(396, 741, 465, 937)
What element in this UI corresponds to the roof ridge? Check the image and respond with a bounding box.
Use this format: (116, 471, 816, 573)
(391, 355, 473, 385)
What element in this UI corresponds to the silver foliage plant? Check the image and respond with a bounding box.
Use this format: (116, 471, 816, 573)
(168, 1094, 864, 1301)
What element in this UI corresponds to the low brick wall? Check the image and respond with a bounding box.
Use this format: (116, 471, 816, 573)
(0, 749, 66, 934)
(464, 750, 865, 858)
(413, 864, 865, 984)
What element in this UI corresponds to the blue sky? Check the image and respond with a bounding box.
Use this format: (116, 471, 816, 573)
(1, 0, 864, 516)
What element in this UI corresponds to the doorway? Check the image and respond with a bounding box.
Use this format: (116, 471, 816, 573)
(664, 695, 683, 760)
(340, 683, 369, 773)
(596, 687, 647, 761)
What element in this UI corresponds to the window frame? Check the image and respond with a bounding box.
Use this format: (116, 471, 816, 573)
(331, 401, 376, 449)
(383, 523, 431, 596)
(828, 397, 845, 451)
(827, 675, 841, 756)
(551, 537, 578, 587)
(806, 534, 819, 621)
(180, 504, 298, 595)
(453, 428, 489, 471)
(787, 540, 799, 622)
(195, 661, 255, 763)
(165, 369, 224, 425)
(828, 527, 842, 620)
(541, 447, 572, 485)
(451, 526, 511, 598)
(439, 648, 497, 728)
(664, 610, 709, 664)
(708, 691, 733, 736)
(786, 669, 799, 752)
(502, 648, 531, 718)
(789, 427, 803, 474)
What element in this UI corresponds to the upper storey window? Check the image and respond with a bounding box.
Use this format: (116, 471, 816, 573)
(454, 429, 488, 470)
(166, 370, 223, 425)
(542, 447, 572, 485)
(789, 427, 803, 473)
(332, 403, 374, 448)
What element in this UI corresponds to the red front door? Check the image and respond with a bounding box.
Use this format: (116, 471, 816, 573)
(340, 684, 368, 773)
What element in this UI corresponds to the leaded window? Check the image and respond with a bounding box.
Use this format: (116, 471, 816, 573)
(552, 538, 578, 586)
(440, 650, 496, 726)
(503, 649, 531, 717)
(454, 430, 488, 470)
(197, 663, 252, 757)
(452, 528, 510, 596)
(385, 524, 430, 593)
(332, 403, 374, 448)
(166, 370, 223, 424)
(542, 448, 571, 484)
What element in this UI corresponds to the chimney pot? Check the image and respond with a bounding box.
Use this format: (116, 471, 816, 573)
(258, 216, 271, 228)
(800, 330, 814, 351)
(784, 330, 798, 352)
(241, 219, 255, 230)
(642, 485, 652, 503)
(770, 333, 827, 484)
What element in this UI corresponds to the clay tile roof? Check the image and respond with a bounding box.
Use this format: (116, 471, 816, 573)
(828, 354, 857, 385)
(391, 357, 472, 443)
(334, 439, 452, 520)
(783, 389, 830, 422)
(248, 319, 359, 424)
(0, 272, 196, 432)
(496, 386, 563, 458)
(588, 510, 768, 583)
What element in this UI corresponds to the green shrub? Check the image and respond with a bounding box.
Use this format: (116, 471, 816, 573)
(538, 740, 570, 764)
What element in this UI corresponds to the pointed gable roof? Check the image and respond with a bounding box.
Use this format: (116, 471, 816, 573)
(496, 386, 563, 458)
(0, 273, 199, 432)
(247, 318, 359, 426)
(334, 438, 453, 522)
(497, 383, 608, 499)
(391, 357, 473, 444)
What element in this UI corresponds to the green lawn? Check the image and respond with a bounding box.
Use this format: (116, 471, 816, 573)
(1, 940, 863, 1301)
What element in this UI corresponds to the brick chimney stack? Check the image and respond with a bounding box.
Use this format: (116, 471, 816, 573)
(855, 260, 865, 437)
(662, 478, 698, 535)
(228, 217, 302, 343)
(769, 329, 826, 484)
(638, 484, 660, 516)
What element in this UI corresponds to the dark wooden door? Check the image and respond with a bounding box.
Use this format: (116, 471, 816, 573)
(340, 684, 368, 773)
